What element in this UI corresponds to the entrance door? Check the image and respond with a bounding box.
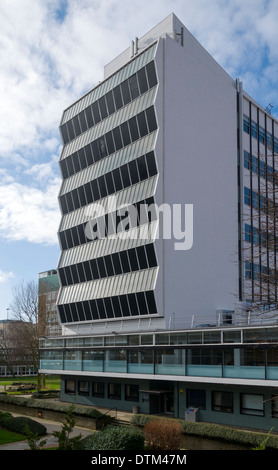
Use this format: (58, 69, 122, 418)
(164, 392, 174, 414)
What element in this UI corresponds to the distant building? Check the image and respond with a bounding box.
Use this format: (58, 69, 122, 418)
(38, 270, 61, 336)
(0, 320, 36, 377)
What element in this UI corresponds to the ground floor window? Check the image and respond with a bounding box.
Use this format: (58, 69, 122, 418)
(78, 380, 89, 396)
(240, 393, 264, 416)
(271, 396, 278, 418)
(125, 384, 139, 402)
(92, 382, 104, 398)
(108, 382, 121, 400)
(65, 379, 75, 394)
(212, 391, 233, 413)
(187, 389, 206, 410)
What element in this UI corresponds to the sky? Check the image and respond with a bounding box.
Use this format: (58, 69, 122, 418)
(0, 0, 278, 319)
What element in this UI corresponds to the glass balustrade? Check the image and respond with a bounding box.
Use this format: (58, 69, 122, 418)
(39, 346, 278, 381)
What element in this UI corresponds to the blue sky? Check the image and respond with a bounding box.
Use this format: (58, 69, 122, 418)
(0, 0, 278, 319)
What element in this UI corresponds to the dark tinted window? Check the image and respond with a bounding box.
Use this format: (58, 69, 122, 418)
(113, 85, 123, 109)
(145, 243, 157, 267)
(98, 175, 107, 198)
(105, 131, 115, 154)
(137, 111, 148, 137)
(64, 266, 73, 285)
(79, 110, 87, 133)
(112, 296, 122, 317)
(91, 180, 100, 200)
(72, 152, 81, 173)
(128, 293, 139, 315)
(61, 124, 69, 145)
(145, 291, 157, 313)
(113, 127, 123, 150)
(92, 101, 101, 124)
(66, 156, 74, 176)
(120, 250, 130, 273)
(146, 106, 157, 133)
(137, 68, 148, 94)
(71, 264, 79, 284)
(85, 106, 94, 128)
(78, 148, 87, 169)
(104, 254, 114, 277)
(137, 155, 148, 180)
(121, 79, 131, 105)
(112, 168, 123, 192)
(128, 117, 139, 141)
(105, 172, 115, 195)
(120, 122, 131, 146)
(83, 261, 92, 280)
(99, 96, 108, 119)
(96, 299, 106, 319)
(129, 159, 140, 184)
(72, 115, 81, 137)
(60, 159, 69, 179)
(90, 259, 99, 279)
(129, 74, 139, 99)
(71, 188, 80, 210)
(146, 151, 157, 176)
(128, 248, 139, 271)
(90, 299, 99, 320)
(97, 257, 106, 278)
(83, 300, 92, 321)
(71, 226, 80, 246)
(84, 144, 94, 166)
(67, 120, 75, 140)
(136, 292, 148, 315)
(120, 164, 131, 188)
(111, 252, 122, 275)
(106, 90, 115, 114)
(77, 263, 86, 283)
(137, 245, 148, 269)
(66, 193, 74, 213)
(146, 61, 158, 88)
(104, 297, 114, 318)
(119, 294, 130, 316)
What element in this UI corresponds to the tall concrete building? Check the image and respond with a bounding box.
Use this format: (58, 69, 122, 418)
(40, 14, 278, 430)
(56, 13, 238, 334)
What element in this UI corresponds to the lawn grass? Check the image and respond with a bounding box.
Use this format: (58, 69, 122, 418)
(0, 375, 60, 391)
(0, 428, 26, 445)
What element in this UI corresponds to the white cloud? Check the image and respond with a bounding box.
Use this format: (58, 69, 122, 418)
(0, 178, 60, 245)
(0, 269, 14, 283)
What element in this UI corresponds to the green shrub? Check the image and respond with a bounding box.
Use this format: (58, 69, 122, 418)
(84, 425, 145, 450)
(130, 414, 152, 428)
(0, 411, 13, 426)
(4, 417, 47, 437)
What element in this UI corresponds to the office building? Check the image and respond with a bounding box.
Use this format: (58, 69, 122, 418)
(39, 14, 278, 430)
(38, 270, 61, 336)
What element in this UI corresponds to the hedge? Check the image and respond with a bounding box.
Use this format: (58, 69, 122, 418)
(84, 425, 145, 450)
(130, 414, 278, 450)
(0, 411, 47, 436)
(0, 394, 103, 419)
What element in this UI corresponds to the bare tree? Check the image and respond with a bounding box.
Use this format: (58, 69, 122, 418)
(7, 280, 46, 387)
